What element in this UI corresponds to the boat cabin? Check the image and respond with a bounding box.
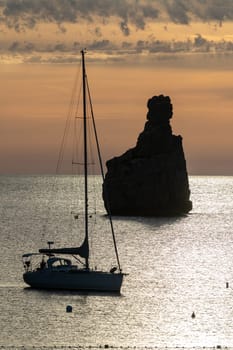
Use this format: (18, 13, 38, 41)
(22, 253, 76, 272)
(47, 257, 72, 269)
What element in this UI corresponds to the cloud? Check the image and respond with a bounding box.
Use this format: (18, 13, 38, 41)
(164, 0, 233, 23)
(8, 40, 19, 51)
(2, 34, 232, 65)
(194, 34, 208, 47)
(2, 0, 233, 34)
(1, 0, 233, 64)
(89, 39, 114, 50)
(0, 0, 160, 34)
(164, 0, 190, 24)
(120, 20, 130, 36)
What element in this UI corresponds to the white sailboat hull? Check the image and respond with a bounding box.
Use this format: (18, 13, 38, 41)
(23, 269, 123, 292)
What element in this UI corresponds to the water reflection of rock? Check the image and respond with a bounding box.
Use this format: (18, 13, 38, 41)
(103, 95, 192, 216)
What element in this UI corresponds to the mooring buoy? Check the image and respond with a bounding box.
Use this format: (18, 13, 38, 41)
(66, 305, 72, 313)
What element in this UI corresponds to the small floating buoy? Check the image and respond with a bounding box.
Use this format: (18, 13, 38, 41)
(66, 305, 72, 313)
(191, 311, 196, 318)
(226, 282, 229, 288)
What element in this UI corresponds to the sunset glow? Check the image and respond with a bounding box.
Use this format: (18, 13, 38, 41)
(0, 0, 232, 174)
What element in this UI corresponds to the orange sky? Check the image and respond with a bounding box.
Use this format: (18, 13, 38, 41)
(0, 0, 233, 175)
(1, 58, 232, 175)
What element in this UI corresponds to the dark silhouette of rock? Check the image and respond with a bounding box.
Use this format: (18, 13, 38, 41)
(103, 94, 192, 216)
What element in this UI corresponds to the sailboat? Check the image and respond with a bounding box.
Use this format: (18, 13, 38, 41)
(22, 50, 125, 292)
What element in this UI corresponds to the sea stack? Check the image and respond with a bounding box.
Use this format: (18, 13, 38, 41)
(103, 94, 192, 216)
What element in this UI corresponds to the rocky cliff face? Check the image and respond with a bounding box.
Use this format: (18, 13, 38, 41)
(103, 95, 192, 216)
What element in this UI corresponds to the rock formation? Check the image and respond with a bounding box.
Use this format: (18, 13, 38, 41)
(103, 94, 192, 216)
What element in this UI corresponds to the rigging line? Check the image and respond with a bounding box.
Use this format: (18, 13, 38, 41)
(56, 60, 82, 174)
(74, 115, 84, 174)
(72, 81, 82, 168)
(72, 117, 78, 176)
(72, 114, 78, 169)
(87, 108, 96, 169)
(74, 83, 82, 119)
(86, 110, 97, 216)
(86, 75, 122, 272)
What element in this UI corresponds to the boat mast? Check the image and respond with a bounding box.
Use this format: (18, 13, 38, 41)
(81, 49, 89, 270)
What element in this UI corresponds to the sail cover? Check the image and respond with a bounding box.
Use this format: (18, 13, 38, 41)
(39, 236, 89, 259)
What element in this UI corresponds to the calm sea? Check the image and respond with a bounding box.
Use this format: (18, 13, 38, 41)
(0, 175, 233, 350)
